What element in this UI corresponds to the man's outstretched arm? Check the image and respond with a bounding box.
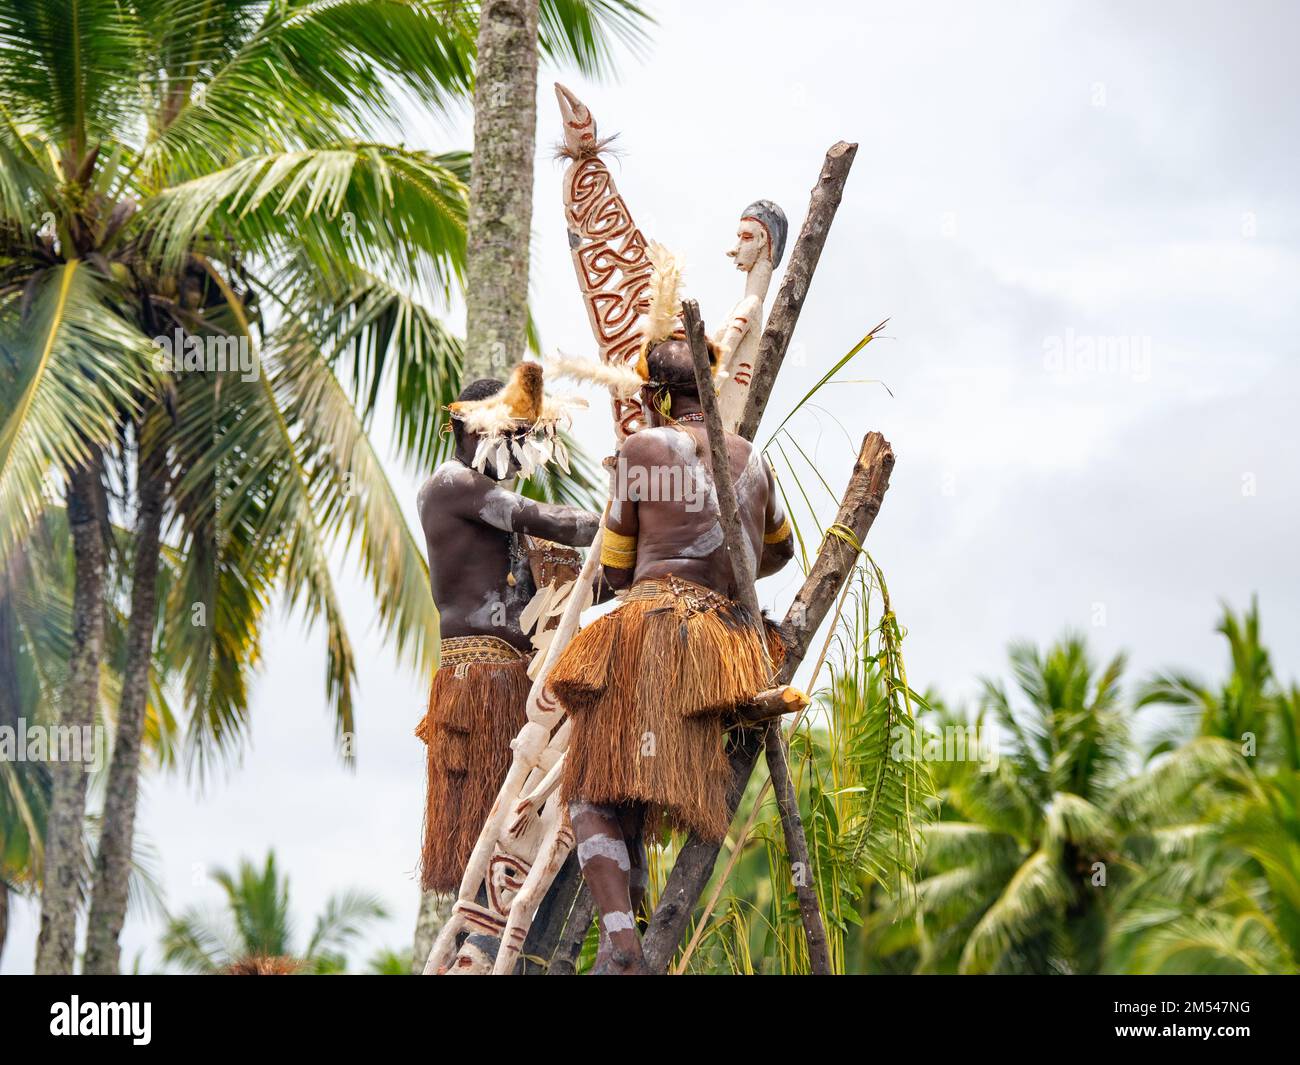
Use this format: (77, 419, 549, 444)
(471, 481, 600, 547)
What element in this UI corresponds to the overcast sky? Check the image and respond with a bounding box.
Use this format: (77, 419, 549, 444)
(6, 0, 1298, 973)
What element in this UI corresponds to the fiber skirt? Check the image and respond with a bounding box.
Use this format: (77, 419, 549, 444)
(415, 635, 532, 893)
(550, 576, 782, 842)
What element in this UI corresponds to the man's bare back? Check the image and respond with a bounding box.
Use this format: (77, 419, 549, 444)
(419, 460, 599, 652)
(605, 424, 786, 598)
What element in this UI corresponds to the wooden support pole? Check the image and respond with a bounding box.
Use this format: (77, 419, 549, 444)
(547, 883, 596, 976)
(737, 141, 859, 442)
(642, 431, 895, 974)
(682, 301, 761, 620)
(517, 854, 583, 973)
(682, 299, 832, 976)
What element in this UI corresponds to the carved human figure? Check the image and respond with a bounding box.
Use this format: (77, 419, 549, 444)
(713, 200, 788, 432)
(548, 338, 796, 974)
(414, 365, 600, 897)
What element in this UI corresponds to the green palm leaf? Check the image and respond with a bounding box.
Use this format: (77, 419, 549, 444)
(0, 262, 155, 565)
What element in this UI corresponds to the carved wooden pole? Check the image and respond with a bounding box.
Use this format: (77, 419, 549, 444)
(682, 300, 832, 975)
(737, 141, 858, 442)
(642, 432, 895, 973)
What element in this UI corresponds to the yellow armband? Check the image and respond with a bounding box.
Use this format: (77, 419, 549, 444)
(764, 516, 792, 544)
(600, 528, 638, 568)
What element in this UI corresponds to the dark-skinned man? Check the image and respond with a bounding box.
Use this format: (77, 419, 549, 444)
(549, 334, 795, 974)
(415, 363, 600, 896)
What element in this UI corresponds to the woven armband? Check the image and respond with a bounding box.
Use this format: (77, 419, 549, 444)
(763, 516, 792, 545)
(600, 529, 638, 568)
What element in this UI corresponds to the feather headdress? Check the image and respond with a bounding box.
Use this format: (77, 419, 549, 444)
(447, 362, 585, 478)
(634, 242, 722, 385)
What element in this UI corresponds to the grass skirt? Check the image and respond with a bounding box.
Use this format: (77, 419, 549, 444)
(415, 636, 532, 893)
(550, 576, 781, 842)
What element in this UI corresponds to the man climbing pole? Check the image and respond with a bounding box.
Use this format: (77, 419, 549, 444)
(547, 256, 796, 974)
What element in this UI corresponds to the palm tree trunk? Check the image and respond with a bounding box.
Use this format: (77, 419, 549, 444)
(83, 449, 166, 974)
(462, 0, 539, 380)
(34, 452, 107, 975)
(410, 888, 452, 974)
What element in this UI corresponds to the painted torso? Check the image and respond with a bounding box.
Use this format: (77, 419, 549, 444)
(418, 462, 539, 651)
(617, 426, 769, 598)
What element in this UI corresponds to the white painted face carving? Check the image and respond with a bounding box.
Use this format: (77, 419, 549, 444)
(727, 217, 769, 272)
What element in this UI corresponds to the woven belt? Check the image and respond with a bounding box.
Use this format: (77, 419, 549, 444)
(439, 635, 527, 671)
(622, 575, 732, 617)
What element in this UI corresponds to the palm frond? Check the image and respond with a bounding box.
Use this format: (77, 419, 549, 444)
(0, 0, 145, 150)
(0, 262, 155, 566)
(145, 145, 468, 300)
(958, 849, 1072, 974)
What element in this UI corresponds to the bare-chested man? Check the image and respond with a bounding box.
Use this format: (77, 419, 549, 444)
(415, 373, 600, 895)
(549, 338, 795, 974)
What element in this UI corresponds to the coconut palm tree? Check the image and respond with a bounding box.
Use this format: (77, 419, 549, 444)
(160, 851, 385, 973)
(1108, 754, 1300, 974)
(0, 506, 176, 965)
(460, 0, 650, 379)
(905, 635, 1129, 974)
(0, 0, 648, 974)
(1137, 598, 1280, 762)
(1107, 604, 1300, 973)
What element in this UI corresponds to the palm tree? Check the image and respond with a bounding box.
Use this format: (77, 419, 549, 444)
(460, 0, 649, 379)
(906, 636, 1129, 974)
(160, 851, 386, 973)
(410, 0, 648, 965)
(1107, 604, 1300, 973)
(1137, 597, 1280, 763)
(1109, 759, 1300, 974)
(0, 506, 177, 965)
(0, 0, 646, 974)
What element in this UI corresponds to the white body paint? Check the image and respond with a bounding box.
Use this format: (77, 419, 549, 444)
(602, 911, 636, 933)
(577, 834, 632, 870)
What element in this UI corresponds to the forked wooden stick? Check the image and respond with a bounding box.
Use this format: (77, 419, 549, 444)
(642, 431, 895, 973)
(682, 300, 832, 975)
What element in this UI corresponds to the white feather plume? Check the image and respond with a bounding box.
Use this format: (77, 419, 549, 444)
(457, 397, 526, 439)
(642, 241, 683, 345)
(544, 354, 644, 399)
